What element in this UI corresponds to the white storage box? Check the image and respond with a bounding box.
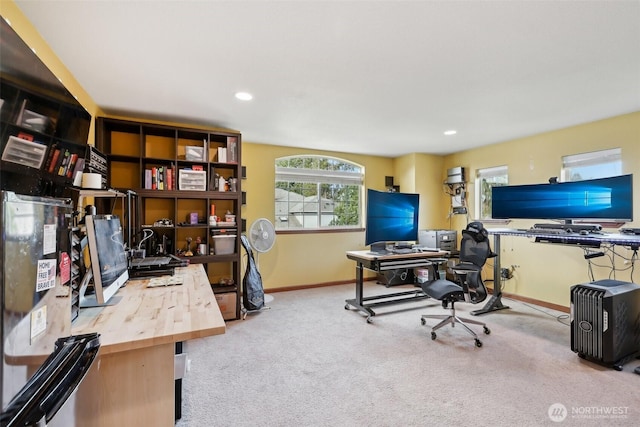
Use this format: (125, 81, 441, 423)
(178, 169, 207, 191)
(213, 235, 236, 255)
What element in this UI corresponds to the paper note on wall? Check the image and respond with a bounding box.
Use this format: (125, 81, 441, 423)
(43, 224, 56, 255)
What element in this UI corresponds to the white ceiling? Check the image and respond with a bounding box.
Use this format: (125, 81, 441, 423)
(13, 1, 640, 157)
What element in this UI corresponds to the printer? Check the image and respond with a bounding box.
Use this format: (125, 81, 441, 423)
(418, 229, 457, 252)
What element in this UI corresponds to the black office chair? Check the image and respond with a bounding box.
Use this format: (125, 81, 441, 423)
(420, 222, 495, 347)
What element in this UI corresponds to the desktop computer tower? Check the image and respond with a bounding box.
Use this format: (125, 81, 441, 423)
(418, 229, 457, 252)
(570, 279, 640, 369)
(377, 268, 414, 287)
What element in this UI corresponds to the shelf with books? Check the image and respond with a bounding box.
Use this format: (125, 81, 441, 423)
(96, 117, 243, 320)
(0, 79, 91, 197)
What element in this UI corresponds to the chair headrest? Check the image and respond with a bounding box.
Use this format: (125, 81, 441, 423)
(463, 221, 489, 242)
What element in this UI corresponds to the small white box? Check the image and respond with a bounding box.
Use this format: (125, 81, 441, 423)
(178, 169, 206, 191)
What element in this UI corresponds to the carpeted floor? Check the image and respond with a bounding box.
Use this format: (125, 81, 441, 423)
(176, 282, 639, 426)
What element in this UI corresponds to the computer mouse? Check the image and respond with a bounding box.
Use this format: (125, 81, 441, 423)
(579, 230, 589, 235)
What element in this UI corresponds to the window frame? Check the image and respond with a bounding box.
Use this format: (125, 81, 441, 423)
(561, 148, 622, 182)
(275, 155, 364, 232)
(475, 165, 509, 220)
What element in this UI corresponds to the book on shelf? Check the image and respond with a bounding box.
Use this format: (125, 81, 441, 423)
(166, 167, 172, 190)
(217, 146, 227, 163)
(45, 147, 61, 173)
(226, 137, 238, 163)
(66, 153, 79, 178)
(158, 166, 164, 190)
(70, 157, 85, 183)
(57, 149, 70, 176)
(151, 167, 157, 190)
(145, 169, 152, 189)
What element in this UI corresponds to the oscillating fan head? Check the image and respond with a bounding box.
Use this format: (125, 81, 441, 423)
(249, 218, 276, 252)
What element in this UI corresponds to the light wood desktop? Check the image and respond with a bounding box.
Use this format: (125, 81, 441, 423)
(69, 263, 225, 426)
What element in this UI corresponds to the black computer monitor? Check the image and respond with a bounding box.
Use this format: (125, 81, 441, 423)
(365, 189, 420, 253)
(492, 174, 633, 222)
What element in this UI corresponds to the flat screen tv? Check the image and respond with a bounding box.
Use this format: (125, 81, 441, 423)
(81, 214, 129, 307)
(365, 189, 420, 253)
(491, 174, 633, 222)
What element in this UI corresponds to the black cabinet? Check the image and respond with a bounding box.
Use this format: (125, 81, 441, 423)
(0, 79, 91, 197)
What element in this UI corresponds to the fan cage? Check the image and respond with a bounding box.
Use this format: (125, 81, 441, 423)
(249, 218, 276, 253)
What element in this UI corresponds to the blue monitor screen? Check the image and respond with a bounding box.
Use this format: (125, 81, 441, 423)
(492, 174, 633, 221)
(365, 189, 420, 246)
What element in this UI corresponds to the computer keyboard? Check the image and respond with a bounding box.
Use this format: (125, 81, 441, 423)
(391, 248, 414, 254)
(130, 256, 171, 267)
(620, 228, 640, 235)
(527, 228, 568, 235)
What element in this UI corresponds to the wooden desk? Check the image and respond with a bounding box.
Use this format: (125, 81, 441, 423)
(345, 250, 448, 323)
(70, 264, 225, 426)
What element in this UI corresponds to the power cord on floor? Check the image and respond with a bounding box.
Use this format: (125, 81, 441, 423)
(502, 296, 570, 326)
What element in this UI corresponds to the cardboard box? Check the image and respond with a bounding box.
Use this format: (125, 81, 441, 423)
(215, 292, 236, 320)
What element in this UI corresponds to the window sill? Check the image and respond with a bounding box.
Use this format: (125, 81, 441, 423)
(276, 227, 364, 235)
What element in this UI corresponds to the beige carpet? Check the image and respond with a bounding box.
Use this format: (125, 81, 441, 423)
(176, 282, 639, 426)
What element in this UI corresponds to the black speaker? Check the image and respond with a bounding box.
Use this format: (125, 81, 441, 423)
(377, 268, 414, 287)
(385, 176, 394, 187)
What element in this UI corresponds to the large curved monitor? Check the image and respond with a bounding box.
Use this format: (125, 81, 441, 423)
(365, 189, 420, 253)
(491, 174, 633, 222)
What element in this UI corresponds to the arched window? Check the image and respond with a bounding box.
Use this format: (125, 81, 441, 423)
(275, 155, 364, 230)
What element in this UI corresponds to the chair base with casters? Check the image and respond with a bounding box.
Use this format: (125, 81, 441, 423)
(419, 278, 491, 347)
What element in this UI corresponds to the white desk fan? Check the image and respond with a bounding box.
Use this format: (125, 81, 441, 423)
(248, 218, 276, 255)
(241, 218, 276, 317)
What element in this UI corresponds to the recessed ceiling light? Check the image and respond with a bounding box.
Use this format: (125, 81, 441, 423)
(444, 130, 457, 136)
(235, 92, 253, 101)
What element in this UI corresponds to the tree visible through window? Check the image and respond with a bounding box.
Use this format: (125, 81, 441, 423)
(275, 156, 363, 230)
(476, 166, 508, 219)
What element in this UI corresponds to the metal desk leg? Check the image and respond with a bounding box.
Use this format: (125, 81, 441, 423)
(345, 262, 376, 322)
(471, 233, 510, 315)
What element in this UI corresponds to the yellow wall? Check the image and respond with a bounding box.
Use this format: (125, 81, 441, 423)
(243, 143, 402, 288)
(443, 112, 640, 306)
(6, 2, 639, 307)
(0, 1, 103, 144)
